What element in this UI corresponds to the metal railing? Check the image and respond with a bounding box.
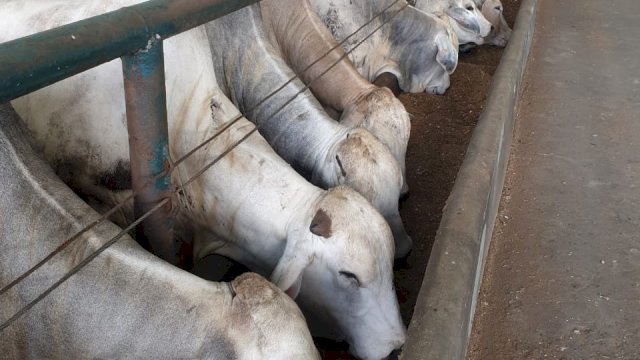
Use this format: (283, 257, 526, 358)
(0, 0, 410, 332)
(0, 0, 260, 264)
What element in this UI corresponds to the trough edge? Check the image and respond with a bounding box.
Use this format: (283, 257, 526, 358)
(400, 0, 538, 359)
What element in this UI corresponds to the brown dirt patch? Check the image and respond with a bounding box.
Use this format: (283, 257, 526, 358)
(394, 60, 494, 323)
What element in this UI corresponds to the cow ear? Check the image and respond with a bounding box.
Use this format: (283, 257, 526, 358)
(446, 7, 481, 34)
(309, 209, 332, 238)
(284, 273, 303, 299)
(435, 31, 458, 74)
(270, 248, 313, 300)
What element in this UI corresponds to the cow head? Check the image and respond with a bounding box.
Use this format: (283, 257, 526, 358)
(480, 0, 511, 47)
(271, 186, 406, 360)
(338, 91, 412, 258)
(384, 8, 458, 94)
(312, 127, 412, 258)
(445, 0, 493, 45)
(339, 86, 410, 197)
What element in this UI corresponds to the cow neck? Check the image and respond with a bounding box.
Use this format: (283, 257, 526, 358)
(261, 0, 373, 114)
(205, 8, 354, 182)
(211, 174, 325, 276)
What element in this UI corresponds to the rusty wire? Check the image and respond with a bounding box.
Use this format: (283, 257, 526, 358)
(0, 0, 409, 331)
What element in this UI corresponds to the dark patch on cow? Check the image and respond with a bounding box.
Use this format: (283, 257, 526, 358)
(209, 98, 221, 122)
(373, 72, 402, 97)
(459, 43, 477, 54)
(310, 208, 332, 238)
(53, 156, 90, 188)
(193, 254, 251, 283)
(199, 331, 238, 360)
(321, 5, 343, 40)
(177, 189, 194, 208)
(335, 155, 347, 177)
(97, 159, 131, 190)
(177, 236, 194, 271)
(227, 282, 237, 298)
(442, 57, 457, 73)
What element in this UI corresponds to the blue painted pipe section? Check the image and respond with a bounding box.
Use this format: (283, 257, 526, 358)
(122, 40, 175, 263)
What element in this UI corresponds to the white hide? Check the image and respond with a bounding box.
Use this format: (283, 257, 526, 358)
(310, 0, 459, 94)
(475, 0, 512, 46)
(0, 104, 319, 359)
(261, 0, 411, 180)
(1, 1, 406, 359)
(413, 0, 492, 45)
(258, 0, 413, 256)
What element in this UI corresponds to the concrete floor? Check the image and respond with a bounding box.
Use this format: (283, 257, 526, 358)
(468, 0, 640, 359)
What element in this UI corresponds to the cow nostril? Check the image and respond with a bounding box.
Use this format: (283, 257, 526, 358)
(491, 25, 495, 32)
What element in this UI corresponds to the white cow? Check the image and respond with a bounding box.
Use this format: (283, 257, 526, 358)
(1, 1, 406, 359)
(0, 103, 320, 359)
(260, 0, 411, 198)
(474, 0, 512, 47)
(412, 0, 492, 45)
(204, 5, 413, 259)
(310, 0, 459, 94)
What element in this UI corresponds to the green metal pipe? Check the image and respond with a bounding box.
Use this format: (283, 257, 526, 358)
(122, 40, 176, 264)
(0, 0, 260, 264)
(0, 0, 260, 103)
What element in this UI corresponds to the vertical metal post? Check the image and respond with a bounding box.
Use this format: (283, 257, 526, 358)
(122, 39, 176, 264)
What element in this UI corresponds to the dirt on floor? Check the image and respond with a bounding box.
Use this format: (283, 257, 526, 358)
(396, 0, 521, 332)
(318, 2, 522, 358)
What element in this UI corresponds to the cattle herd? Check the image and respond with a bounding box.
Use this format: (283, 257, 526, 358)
(0, 0, 511, 359)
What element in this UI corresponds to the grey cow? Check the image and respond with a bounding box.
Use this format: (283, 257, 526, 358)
(411, 0, 492, 46)
(204, 6, 413, 260)
(474, 0, 512, 47)
(203, 6, 408, 359)
(0, 104, 320, 359)
(260, 0, 412, 200)
(310, 0, 459, 94)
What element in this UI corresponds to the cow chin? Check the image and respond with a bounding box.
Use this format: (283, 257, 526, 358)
(426, 85, 447, 95)
(424, 76, 451, 95)
(487, 34, 508, 47)
(486, 22, 511, 47)
(461, 33, 486, 46)
(297, 264, 406, 360)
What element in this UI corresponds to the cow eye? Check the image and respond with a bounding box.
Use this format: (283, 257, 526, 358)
(339, 271, 361, 286)
(466, 5, 474, 10)
(495, 5, 502, 11)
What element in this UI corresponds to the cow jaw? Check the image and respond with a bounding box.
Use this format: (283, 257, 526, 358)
(297, 258, 406, 360)
(448, 17, 486, 45)
(481, 0, 511, 47)
(290, 187, 405, 359)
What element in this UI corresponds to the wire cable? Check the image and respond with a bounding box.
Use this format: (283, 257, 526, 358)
(0, 0, 409, 331)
